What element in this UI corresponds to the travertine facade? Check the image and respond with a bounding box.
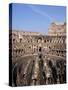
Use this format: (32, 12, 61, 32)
(48, 22, 66, 36)
(9, 22, 66, 86)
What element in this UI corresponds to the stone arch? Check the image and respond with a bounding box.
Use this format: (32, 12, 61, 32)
(20, 38, 22, 43)
(39, 47, 42, 52)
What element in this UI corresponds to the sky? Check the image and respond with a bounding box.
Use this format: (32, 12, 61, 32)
(11, 3, 66, 34)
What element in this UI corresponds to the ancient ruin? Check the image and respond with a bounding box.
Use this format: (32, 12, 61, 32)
(9, 22, 66, 86)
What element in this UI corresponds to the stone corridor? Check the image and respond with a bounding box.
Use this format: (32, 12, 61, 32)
(12, 53, 66, 86)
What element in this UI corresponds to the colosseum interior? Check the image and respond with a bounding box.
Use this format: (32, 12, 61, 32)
(9, 22, 66, 86)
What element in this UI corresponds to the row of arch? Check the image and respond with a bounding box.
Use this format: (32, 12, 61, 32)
(12, 35, 66, 44)
(12, 47, 66, 58)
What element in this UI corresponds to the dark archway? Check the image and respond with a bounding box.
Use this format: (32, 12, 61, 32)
(39, 47, 42, 52)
